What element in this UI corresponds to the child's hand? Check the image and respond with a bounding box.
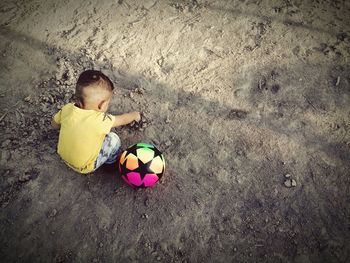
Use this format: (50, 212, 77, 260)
(133, 111, 141, 122)
(112, 111, 141, 127)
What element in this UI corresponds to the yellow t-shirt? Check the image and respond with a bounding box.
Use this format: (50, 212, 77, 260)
(53, 103, 115, 174)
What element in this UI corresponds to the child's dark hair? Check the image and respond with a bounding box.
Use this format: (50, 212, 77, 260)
(75, 70, 114, 105)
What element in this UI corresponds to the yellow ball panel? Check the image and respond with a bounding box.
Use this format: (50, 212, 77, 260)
(149, 156, 164, 174)
(137, 148, 154, 164)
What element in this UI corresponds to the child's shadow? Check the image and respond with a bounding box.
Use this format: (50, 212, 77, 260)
(86, 162, 129, 194)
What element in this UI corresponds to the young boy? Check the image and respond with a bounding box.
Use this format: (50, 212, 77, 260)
(51, 70, 140, 174)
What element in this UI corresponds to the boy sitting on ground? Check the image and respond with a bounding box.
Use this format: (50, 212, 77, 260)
(51, 70, 140, 174)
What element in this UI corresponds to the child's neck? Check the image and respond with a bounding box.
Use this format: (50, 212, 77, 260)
(75, 102, 99, 111)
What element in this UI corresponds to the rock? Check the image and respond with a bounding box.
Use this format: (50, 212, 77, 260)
(99, 242, 103, 248)
(164, 140, 172, 147)
(284, 173, 291, 178)
(129, 92, 134, 99)
(284, 178, 297, 188)
(157, 256, 162, 261)
(48, 209, 58, 218)
(284, 179, 292, 188)
(165, 117, 171, 123)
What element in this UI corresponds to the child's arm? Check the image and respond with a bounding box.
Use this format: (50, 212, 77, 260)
(51, 119, 61, 130)
(112, 111, 141, 128)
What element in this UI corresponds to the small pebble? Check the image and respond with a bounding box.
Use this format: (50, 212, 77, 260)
(284, 179, 292, 188)
(284, 179, 297, 188)
(284, 173, 291, 178)
(49, 209, 58, 218)
(164, 140, 172, 147)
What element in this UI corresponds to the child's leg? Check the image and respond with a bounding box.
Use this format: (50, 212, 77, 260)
(94, 132, 121, 170)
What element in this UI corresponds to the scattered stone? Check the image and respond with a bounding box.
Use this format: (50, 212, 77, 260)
(157, 256, 162, 261)
(284, 173, 291, 178)
(129, 92, 134, 99)
(284, 178, 297, 188)
(99, 242, 103, 248)
(284, 179, 292, 188)
(165, 117, 171, 123)
(48, 209, 58, 218)
(233, 247, 237, 252)
(92, 258, 98, 263)
(142, 213, 149, 219)
(164, 140, 172, 147)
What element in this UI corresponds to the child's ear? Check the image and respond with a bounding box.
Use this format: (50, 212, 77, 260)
(75, 99, 83, 109)
(98, 100, 106, 110)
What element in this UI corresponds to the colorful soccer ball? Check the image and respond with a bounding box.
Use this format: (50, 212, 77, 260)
(119, 143, 165, 188)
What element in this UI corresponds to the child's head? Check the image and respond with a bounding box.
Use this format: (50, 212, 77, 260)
(75, 70, 114, 112)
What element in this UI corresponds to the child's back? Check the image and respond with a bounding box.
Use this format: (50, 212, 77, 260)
(52, 70, 140, 174)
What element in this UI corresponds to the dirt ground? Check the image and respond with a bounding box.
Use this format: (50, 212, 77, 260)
(1, 0, 350, 262)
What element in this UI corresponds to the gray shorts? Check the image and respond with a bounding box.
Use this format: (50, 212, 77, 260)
(94, 132, 121, 171)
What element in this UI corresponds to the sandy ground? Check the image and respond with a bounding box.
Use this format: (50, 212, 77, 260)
(1, 0, 350, 262)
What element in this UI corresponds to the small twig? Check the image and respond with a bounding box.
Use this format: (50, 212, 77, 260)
(0, 110, 8, 122)
(303, 95, 318, 111)
(335, 76, 340, 86)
